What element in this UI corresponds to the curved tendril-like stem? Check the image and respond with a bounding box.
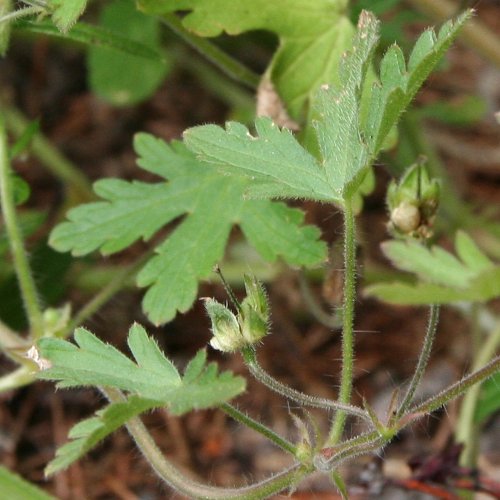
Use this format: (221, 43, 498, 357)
(242, 348, 372, 424)
(103, 388, 311, 500)
(396, 304, 440, 419)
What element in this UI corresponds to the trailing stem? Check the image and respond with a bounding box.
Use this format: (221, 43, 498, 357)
(103, 388, 312, 500)
(0, 112, 44, 339)
(328, 199, 357, 445)
(396, 304, 440, 418)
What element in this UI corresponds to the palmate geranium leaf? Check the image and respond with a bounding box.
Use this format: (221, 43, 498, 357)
(365, 231, 500, 305)
(138, 0, 355, 120)
(38, 324, 245, 475)
(184, 10, 471, 205)
(49, 134, 326, 325)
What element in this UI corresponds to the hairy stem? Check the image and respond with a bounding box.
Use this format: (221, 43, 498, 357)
(1, 102, 93, 203)
(0, 112, 44, 339)
(0, 5, 44, 24)
(242, 347, 371, 424)
(455, 320, 500, 467)
(220, 403, 297, 456)
(396, 304, 440, 418)
(103, 388, 311, 500)
(160, 13, 260, 90)
(410, 354, 500, 416)
(328, 200, 357, 445)
(407, 0, 500, 68)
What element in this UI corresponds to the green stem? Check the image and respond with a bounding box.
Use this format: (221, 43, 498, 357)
(1, 102, 93, 203)
(328, 200, 357, 445)
(220, 403, 297, 456)
(410, 354, 500, 416)
(160, 13, 260, 90)
(407, 0, 500, 68)
(242, 348, 371, 424)
(0, 112, 44, 339)
(455, 320, 500, 467)
(103, 388, 311, 499)
(396, 305, 440, 418)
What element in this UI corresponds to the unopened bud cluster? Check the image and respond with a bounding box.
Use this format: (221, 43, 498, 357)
(204, 275, 270, 352)
(387, 160, 440, 240)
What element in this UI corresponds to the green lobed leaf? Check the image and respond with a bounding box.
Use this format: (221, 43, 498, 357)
(184, 117, 336, 202)
(45, 397, 157, 476)
(138, 0, 355, 119)
(50, 133, 326, 324)
(48, 0, 88, 32)
(87, 0, 170, 106)
(38, 324, 245, 411)
(184, 11, 469, 204)
(39, 327, 245, 474)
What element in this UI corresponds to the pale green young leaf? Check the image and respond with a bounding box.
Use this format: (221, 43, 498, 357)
(454, 230, 493, 272)
(365, 268, 500, 305)
(38, 325, 245, 409)
(366, 232, 499, 305)
(48, 0, 88, 32)
(381, 240, 476, 288)
(0, 466, 55, 500)
(50, 134, 326, 324)
(365, 10, 471, 155)
(138, 0, 354, 119)
(87, 0, 169, 106)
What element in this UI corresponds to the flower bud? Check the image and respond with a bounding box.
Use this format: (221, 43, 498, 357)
(387, 159, 440, 239)
(203, 275, 270, 352)
(239, 275, 270, 344)
(203, 299, 245, 352)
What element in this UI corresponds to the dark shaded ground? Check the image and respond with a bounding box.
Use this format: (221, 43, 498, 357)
(1, 3, 500, 499)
